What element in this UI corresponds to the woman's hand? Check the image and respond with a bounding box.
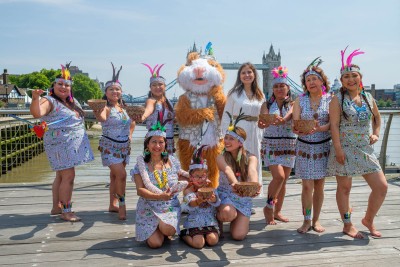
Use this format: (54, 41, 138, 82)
(273, 116, 285, 126)
(31, 89, 45, 99)
(158, 188, 173, 201)
(369, 134, 379, 145)
(335, 148, 346, 165)
(208, 192, 217, 203)
(250, 183, 262, 198)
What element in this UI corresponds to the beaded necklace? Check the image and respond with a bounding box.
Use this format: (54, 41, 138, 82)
(347, 93, 369, 122)
(151, 160, 168, 189)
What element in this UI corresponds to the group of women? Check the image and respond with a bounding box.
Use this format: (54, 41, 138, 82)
(29, 46, 387, 250)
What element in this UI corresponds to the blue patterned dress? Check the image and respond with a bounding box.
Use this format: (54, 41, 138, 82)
(262, 102, 297, 168)
(41, 96, 94, 171)
(180, 189, 221, 237)
(295, 94, 331, 179)
(145, 102, 175, 154)
(99, 107, 131, 166)
(327, 92, 381, 176)
(131, 156, 182, 241)
(217, 171, 252, 218)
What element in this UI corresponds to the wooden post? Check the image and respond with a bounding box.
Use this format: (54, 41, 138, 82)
(379, 113, 393, 173)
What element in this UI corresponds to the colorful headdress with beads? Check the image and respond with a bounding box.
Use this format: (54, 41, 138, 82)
(142, 63, 166, 85)
(145, 106, 173, 139)
(189, 145, 208, 171)
(225, 108, 250, 144)
(304, 57, 323, 80)
(271, 66, 289, 86)
(340, 46, 364, 76)
(105, 62, 122, 90)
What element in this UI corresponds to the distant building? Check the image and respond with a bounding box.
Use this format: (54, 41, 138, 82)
(0, 69, 27, 107)
(262, 45, 281, 98)
(69, 66, 89, 77)
(330, 78, 341, 94)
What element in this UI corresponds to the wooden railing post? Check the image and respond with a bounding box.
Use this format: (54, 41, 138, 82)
(379, 113, 393, 174)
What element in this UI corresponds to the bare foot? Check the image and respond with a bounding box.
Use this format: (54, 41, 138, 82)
(312, 221, 325, 233)
(108, 205, 119, 213)
(362, 218, 382, 238)
(297, 220, 312, 234)
(60, 212, 81, 222)
(118, 205, 126, 220)
(342, 224, 364, 239)
(274, 211, 289, 222)
(263, 206, 277, 225)
(51, 207, 62, 215)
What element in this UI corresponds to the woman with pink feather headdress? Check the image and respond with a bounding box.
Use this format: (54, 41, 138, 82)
(327, 47, 387, 239)
(141, 63, 175, 155)
(258, 66, 296, 225)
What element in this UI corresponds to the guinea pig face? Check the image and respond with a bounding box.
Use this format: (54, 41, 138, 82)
(177, 58, 223, 94)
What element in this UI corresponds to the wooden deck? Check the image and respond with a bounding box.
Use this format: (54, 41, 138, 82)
(1, 175, 399, 267)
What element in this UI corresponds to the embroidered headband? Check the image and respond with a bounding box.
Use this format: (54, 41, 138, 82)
(225, 107, 249, 144)
(142, 63, 166, 85)
(145, 106, 173, 139)
(189, 145, 208, 171)
(340, 46, 364, 76)
(271, 66, 289, 86)
(304, 57, 323, 80)
(105, 62, 122, 90)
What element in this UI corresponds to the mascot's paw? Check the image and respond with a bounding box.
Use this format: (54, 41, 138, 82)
(203, 107, 215, 121)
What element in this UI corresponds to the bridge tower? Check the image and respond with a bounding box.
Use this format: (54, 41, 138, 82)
(262, 44, 281, 98)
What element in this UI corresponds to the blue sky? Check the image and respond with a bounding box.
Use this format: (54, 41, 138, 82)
(1, 0, 399, 98)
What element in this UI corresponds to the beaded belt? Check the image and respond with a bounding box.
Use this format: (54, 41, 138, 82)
(297, 137, 331, 145)
(101, 135, 129, 143)
(264, 136, 297, 140)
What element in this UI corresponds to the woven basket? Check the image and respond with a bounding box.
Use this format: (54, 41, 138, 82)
(125, 105, 145, 123)
(293, 119, 316, 134)
(197, 187, 214, 199)
(258, 114, 278, 125)
(235, 182, 260, 198)
(87, 99, 106, 111)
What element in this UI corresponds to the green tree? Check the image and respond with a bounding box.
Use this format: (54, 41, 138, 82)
(377, 99, 386, 108)
(386, 99, 393, 108)
(40, 69, 61, 83)
(72, 74, 102, 103)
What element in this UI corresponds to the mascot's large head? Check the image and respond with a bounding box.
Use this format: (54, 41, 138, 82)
(177, 51, 225, 95)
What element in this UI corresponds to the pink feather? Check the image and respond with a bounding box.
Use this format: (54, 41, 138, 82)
(346, 49, 365, 67)
(340, 46, 348, 70)
(142, 63, 156, 75)
(156, 64, 165, 77)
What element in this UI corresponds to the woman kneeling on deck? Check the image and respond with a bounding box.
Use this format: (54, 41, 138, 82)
(131, 110, 188, 248)
(217, 109, 261, 240)
(30, 62, 94, 222)
(327, 47, 387, 238)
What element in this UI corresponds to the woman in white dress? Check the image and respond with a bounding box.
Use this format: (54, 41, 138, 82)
(221, 63, 265, 197)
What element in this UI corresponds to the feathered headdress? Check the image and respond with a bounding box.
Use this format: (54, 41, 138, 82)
(53, 61, 74, 102)
(145, 105, 173, 139)
(304, 57, 323, 79)
(142, 63, 165, 85)
(225, 107, 250, 143)
(340, 46, 364, 75)
(202, 41, 215, 59)
(105, 62, 122, 89)
(271, 66, 289, 86)
(189, 145, 208, 171)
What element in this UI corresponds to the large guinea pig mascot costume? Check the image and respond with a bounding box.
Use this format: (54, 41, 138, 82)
(175, 44, 226, 188)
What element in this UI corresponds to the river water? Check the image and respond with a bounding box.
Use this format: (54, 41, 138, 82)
(1, 114, 399, 184)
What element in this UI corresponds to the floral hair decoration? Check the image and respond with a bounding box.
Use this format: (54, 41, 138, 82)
(340, 46, 364, 76)
(189, 145, 208, 171)
(271, 66, 289, 86)
(142, 63, 165, 85)
(145, 105, 173, 139)
(225, 107, 250, 144)
(304, 57, 323, 80)
(105, 62, 122, 90)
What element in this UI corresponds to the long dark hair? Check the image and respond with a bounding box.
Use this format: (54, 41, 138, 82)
(339, 66, 375, 123)
(49, 83, 84, 118)
(102, 86, 126, 107)
(143, 136, 169, 164)
(228, 62, 264, 101)
(148, 80, 174, 112)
